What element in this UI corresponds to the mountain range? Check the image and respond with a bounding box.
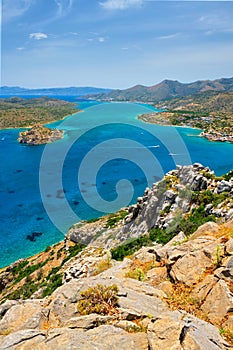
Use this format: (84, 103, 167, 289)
(2, 77, 233, 102)
(86, 77, 233, 102)
(0, 86, 112, 96)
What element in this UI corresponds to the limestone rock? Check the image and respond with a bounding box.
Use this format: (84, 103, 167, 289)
(0, 329, 46, 350)
(147, 311, 230, 350)
(226, 238, 233, 255)
(63, 314, 114, 329)
(191, 275, 218, 301)
(170, 251, 213, 286)
(147, 312, 183, 350)
(41, 325, 148, 350)
(190, 221, 220, 239)
(0, 301, 46, 334)
(201, 280, 233, 323)
(118, 289, 169, 319)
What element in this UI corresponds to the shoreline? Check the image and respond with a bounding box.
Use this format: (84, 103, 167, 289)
(137, 114, 203, 131)
(137, 113, 233, 144)
(0, 110, 82, 131)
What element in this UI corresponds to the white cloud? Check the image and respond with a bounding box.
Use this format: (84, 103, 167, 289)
(54, 0, 73, 17)
(98, 37, 105, 42)
(99, 0, 143, 10)
(157, 33, 180, 40)
(29, 32, 48, 40)
(16, 47, 26, 51)
(3, 0, 33, 22)
(69, 32, 79, 36)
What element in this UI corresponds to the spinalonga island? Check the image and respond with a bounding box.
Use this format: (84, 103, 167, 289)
(18, 123, 64, 145)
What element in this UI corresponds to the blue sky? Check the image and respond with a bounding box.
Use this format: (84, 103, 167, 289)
(1, 0, 233, 88)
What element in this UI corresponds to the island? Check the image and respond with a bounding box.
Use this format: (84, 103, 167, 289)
(18, 124, 64, 145)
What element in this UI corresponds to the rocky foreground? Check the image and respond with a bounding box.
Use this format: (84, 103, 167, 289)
(18, 124, 64, 145)
(1, 164, 233, 349)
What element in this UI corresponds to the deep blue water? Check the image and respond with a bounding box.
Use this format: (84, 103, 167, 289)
(0, 99, 233, 267)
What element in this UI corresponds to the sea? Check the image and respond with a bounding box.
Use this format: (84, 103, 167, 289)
(0, 97, 233, 268)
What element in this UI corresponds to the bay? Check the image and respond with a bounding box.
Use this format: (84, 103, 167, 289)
(0, 99, 233, 267)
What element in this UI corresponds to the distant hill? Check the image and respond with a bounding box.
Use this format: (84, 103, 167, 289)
(87, 77, 233, 102)
(0, 86, 112, 96)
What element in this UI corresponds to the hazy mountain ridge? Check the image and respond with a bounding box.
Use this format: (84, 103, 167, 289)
(0, 86, 112, 96)
(87, 77, 233, 102)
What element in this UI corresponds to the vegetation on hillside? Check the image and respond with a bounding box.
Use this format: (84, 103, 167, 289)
(0, 241, 85, 302)
(139, 91, 233, 140)
(0, 97, 77, 128)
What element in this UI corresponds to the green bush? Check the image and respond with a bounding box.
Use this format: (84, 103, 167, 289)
(105, 210, 128, 228)
(223, 170, 233, 181)
(61, 243, 86, 265)
(42, 273, 63, 297)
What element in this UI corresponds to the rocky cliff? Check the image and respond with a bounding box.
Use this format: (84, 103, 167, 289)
(1, 164, 233, 349)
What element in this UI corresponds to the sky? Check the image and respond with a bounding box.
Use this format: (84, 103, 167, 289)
(1, 0, 233, 89)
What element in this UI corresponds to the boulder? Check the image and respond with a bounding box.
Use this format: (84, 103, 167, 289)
(0, 301, 46, 334)
(169, 251, 213, 286)
(147, 311, 230, 350)
(226, 238, 233, 255)
(201, 280, 233, 323)
(191, 275, 218, 301)
(43, 325, 148, 350)
(0, 329, 46, 350)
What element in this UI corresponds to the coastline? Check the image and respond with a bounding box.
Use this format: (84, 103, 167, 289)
(137, 112, 233, 143)
(0, 110, 82, 131)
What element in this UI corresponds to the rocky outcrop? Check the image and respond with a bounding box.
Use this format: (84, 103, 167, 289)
(122, 163, 233, 237)
(1, 164, 233, 348)
(1, 220, 233, 348)
(18, 124, 64, 145)
(67, 164, 233, 252)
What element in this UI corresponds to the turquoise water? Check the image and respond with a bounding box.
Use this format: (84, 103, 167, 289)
(0, 100, 233, 267)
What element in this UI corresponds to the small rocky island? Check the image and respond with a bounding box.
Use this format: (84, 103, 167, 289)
(18, 124, 64, 145)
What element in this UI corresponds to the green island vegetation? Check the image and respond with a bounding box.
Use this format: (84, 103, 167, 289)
(0, 97, 77, 128)
(139, 91, 233, 142)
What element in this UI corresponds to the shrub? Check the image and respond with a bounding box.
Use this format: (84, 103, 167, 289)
(111, 235, 151, 261)
(61, 243, 86, 265)
(105, 210, 128, 228)
(223, 170, 233, 181)
(42, 273, 63, 297)
(125, 268, 146, 281)
(77, 284, 119, 315)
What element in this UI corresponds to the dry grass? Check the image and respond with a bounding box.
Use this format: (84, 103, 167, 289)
(125, 259, 160, 281)
(164, 282, 209, 321)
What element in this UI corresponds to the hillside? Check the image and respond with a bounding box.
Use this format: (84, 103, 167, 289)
(138, 90, 233, 142)
(0, 164, 233, 348)
(0, 97, 77, 128)
(87, 77, 233, 102)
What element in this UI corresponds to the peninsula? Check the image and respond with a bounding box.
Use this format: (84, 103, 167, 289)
(0, 97, 77, 129)
(18, 124, 64, 145)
